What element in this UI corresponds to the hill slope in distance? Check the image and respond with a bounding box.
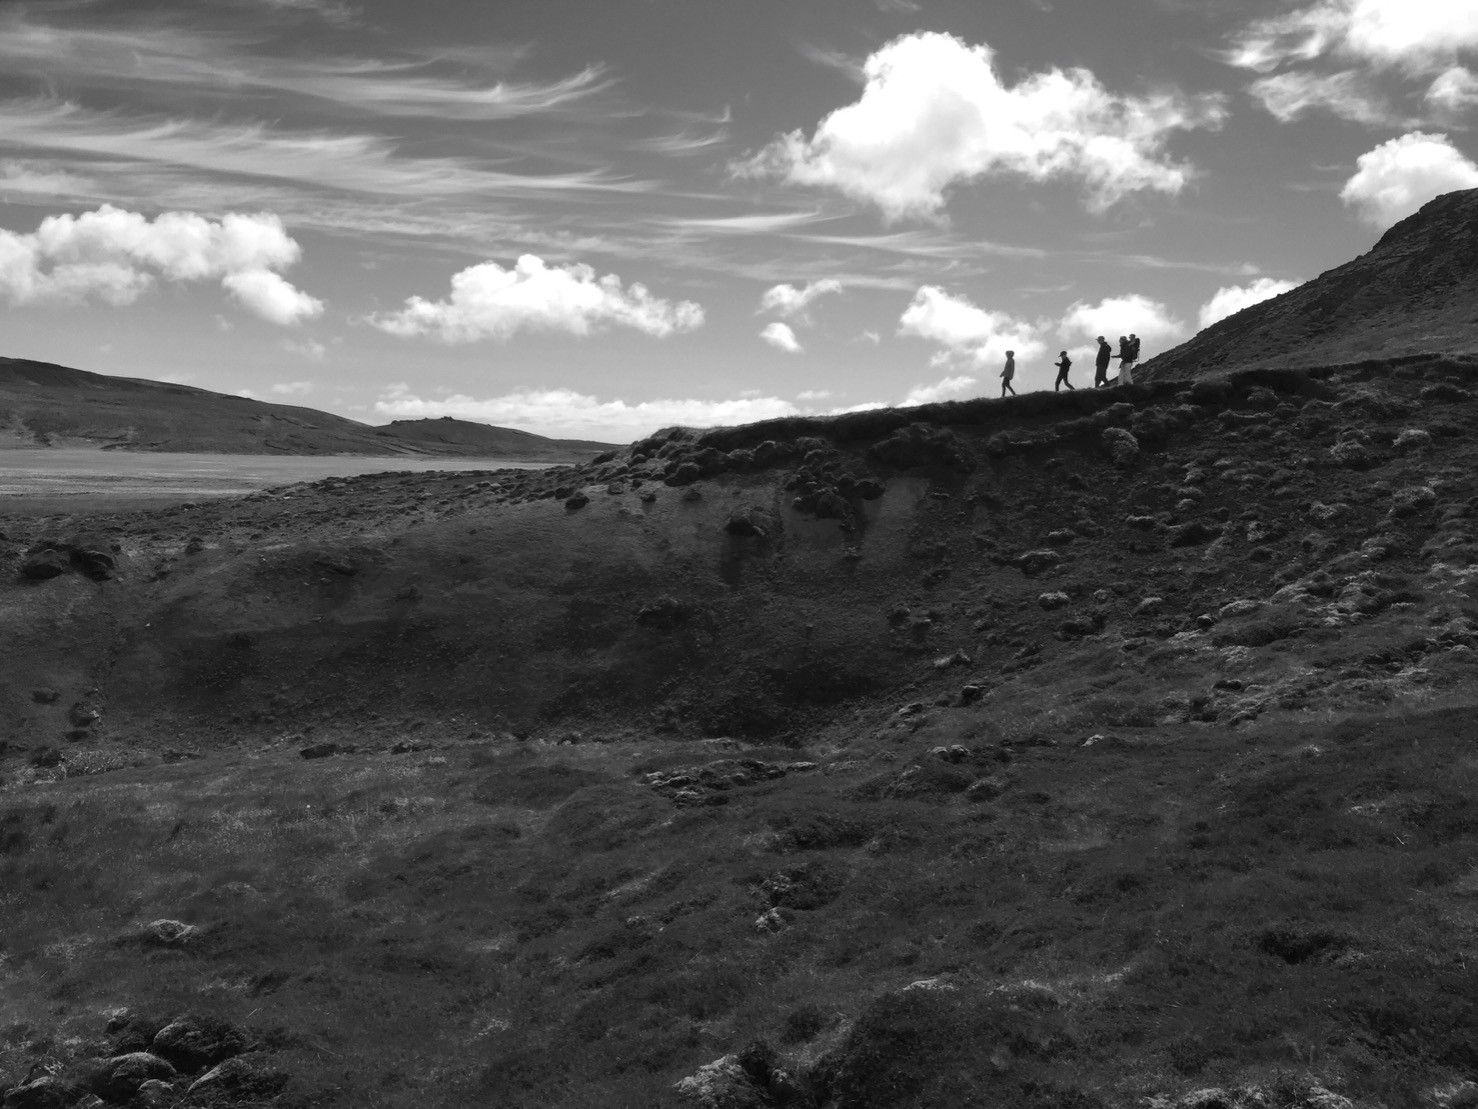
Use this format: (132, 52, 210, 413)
(0, 357, 612, 459)
(1144, 186, 1478, 379)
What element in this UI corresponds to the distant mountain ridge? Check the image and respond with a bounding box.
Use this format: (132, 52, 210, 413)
(0, 357, 614, 459)
(1143, 186, 1478, 380)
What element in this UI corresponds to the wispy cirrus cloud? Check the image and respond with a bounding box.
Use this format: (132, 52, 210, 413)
(0, 99, 660, 202)
(0, 11, 613, 122)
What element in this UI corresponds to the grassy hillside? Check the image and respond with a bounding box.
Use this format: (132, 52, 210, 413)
(1142, 188, 1478, 380)
(0, 357, 612, 459)
(1, 353, 1476, 1106)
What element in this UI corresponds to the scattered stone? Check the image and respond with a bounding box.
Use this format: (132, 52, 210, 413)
(1135, 597, 1164, 616)
(19, 548, 70, 581)
(151, 1015, 251, 1071)
(754, 907, 789, 934)
(137, 919, 198, 948)
(1037, 591, 1070, 610)
(931, 650, 971, 670)
(1102, 426, 1140, 466)
(299, 741, 355, 760)
(185, 1053, 287, 1101)
(1168, 521, 1222, 547)
(1217, 599, 1262, 619)
(86, 1053, 176, 1103)
(1, 1076, 84, 1109)
(1014, 550, 1061, 576)
(1393, 427, 1432, 452)
(1389, 485, 1437, 517)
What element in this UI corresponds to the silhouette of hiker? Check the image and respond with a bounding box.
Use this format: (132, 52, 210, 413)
(1000, 350, 1016, 397)
(1094, 336, 1112, 387)
(1054, 350, 1074, 391)
(1118, 333, 1140, 386)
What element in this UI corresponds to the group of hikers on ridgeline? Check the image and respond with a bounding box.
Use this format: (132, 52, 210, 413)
(999, 334, 1141, 397)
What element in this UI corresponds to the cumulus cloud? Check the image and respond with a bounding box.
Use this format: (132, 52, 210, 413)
(373, 383, 808, 442)
(1198, 278, 1299, 328)
(901, 375, 978, 406)
(1060, 294, 1187, 353)
(760, 321, 803, 353)
(897, 286, 1046, 365)
(1340, 131, 1478, 225)
(1248, 70, 1398, 124)
(1428, 66, 1478, 111)
(370, 254, 704, 342)
(738, 31, 1226, 220)
(759, 278, 843, 320)
(223, 269, 323, 325)
(0, 204, 322, 323)
(1230, 0, 1478, 74)
(269, 380, 315, 396)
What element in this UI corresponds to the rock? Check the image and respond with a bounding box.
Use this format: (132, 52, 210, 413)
(1037, 591, 1070, 610)
(67, 703, 100, 729)
(184, 1053, 286, 1101)
(1014, 550, 1061, 576)
(1217, 599, 1262, 618)
(1, 1076, 84, 1109)
(959, 684, 984, 705)
(1102, 426, 1140, 466)
(726, 507, 779, 539)
(754, 907, 789, 934)
(1168, 521, 1222, 547)
(673, 1054, 772, 1108)
(152, 1015, 251, 1071)
(1134, 596, 1164, 616)
(1393, 427, 1432, 452)
(299, 741, 355, 759)
(86, 1053, 176, 1102)
(665, 462, 701, 487)
(1328, 439, 1375, 469)
(1389, 485, 1436, 517)
(19, 548, 70, 581)
(137, 919, 198, 948)
(30, 688, 59, 705)
(133, 1080, 174, 1109)
(564, 492, 590, 511)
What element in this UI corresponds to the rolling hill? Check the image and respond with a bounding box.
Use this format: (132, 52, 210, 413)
(1143, 186, 1478, 379)
(0, 357, 613, 459)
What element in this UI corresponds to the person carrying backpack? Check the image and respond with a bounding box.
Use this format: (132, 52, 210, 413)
(1000, 350, 1016, 397)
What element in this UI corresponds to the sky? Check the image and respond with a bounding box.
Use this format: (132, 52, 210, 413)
(1, 0, 1477, 441)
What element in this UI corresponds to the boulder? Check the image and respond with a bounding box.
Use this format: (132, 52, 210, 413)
(19, 548, 69, 581)
(184, 1053, 287, 1101)
(150, 1015, 250, 1071)
(137, 919, 198, 948)
(1, 1077, 84, 1109)
(1014, 550, 1061, 576)
(86, 1053, 176, 1102)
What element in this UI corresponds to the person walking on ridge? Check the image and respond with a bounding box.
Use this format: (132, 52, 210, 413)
(1094, 336, 1112, 388)
(1000, 350, 1017, 397)
(1054, 350, 1074, 391)
(1119, 333, 1140, 386)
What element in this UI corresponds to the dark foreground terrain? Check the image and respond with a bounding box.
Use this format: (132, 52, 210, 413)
(1, 347, 1476, 1107)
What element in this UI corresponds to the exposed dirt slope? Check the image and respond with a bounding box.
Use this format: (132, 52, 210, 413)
(0, 357, 611, 459)
(1143, 187, 1478, 379)
(1, 355, 1475, 1106)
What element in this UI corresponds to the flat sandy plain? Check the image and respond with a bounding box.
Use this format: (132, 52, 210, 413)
(0, 448, 550, 513)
